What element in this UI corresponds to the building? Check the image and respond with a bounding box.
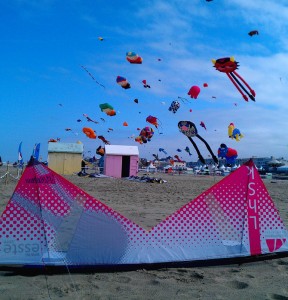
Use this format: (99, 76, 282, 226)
(104, 145, 139, 178)
(48, 142, 83, 175)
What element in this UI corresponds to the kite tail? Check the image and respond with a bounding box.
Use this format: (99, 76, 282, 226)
(229, 72, 255, 102)
(157, 119, 164, 133)
(226, 73, 249, 102)
(233, 70, 256, 98)
(196, 134, 219, 164)
(187, 137, 205, 164)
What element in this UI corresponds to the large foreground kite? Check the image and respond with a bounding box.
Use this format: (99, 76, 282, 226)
(212, 57, 255, 102)
(178, 121, 218, 164)
(1, 158, 287, 268)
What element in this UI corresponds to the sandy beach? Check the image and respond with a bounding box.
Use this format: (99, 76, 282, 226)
(0, 167, 288, 300)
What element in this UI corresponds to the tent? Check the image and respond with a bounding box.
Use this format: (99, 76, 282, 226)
(146, 162, 156, 173)
(0, 158, 287, 269)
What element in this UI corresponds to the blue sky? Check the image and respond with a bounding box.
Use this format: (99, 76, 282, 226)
(1, 0, 288, 163)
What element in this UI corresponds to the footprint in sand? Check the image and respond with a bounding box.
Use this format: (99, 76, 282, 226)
(268, 294, 288, 300)
(276, 260, 288, 266)
(227, 280, 249, 289)
(150, 279, 161, 285)
(190, 271, 204, 279)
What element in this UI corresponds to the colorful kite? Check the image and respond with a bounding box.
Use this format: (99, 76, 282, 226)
(126, 51, 143, 64)
(99, 103, 116, 116)
(146, 115, 161, 128)
(200, 121, 207, 130)
(168, 100, 180, 114)
(212, 57, 255, 101)
(98, 135, 110, 145)
(228, 123, 244, 141)
(218, 143, 238, 166)
(135, 127, 154, 144)
(178, 121, 218, 164)
(142, 80, 151, 88)
(174, 155, 182, 162)
(188, 85, 201, 99)
(116, 76, 131, 89)
(82, 127, 96, 139)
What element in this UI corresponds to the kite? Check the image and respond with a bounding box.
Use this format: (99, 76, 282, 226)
(98, 37, 104, 41)
(134, 99, 139, 104)
(188, 85, 201, 99)
(168, 100, 180, 114)
(142, 80, 151, 88)
(146, 115, 161, 128)
(83, 114, 99, 124)
(123, 122, 128, 126)
(218, 143, 238, 166)
(159, 148, 167, 155)
(178, 121, 218, 164)
(48, 138, 58, 143)
(135, 127, 154, 144)
(126, 51, 143, 64)
(184, 146, 192, 156)
(177, 96, 189, 102)
(174, 155, 182, 162)
(96, 146, 105, 156)
(203, 83, 208, 87)
(212, 57, 256, 101)
(152, 154, 159, 161)
(77, 119, 82, 122)
(99, 103, 116, 116)
(134, 136, 143, 144)
(248, 30, 259, 37)
(82, 127, 96, 139)
(200, 121, 207, 130)
(116, 76, 131, 89)
(228, 123, 244, 141)
(98, 135, 110, 145)
(176, 149, 182, 152)
(81, 66, 105, 89)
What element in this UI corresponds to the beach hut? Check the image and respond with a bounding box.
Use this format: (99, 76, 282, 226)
(104, 145, 139, 178)
(48, 142, 83, 175)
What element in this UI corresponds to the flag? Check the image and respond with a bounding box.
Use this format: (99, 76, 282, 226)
(18, 142, 23, 166)
(32, 143, 40, 161)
